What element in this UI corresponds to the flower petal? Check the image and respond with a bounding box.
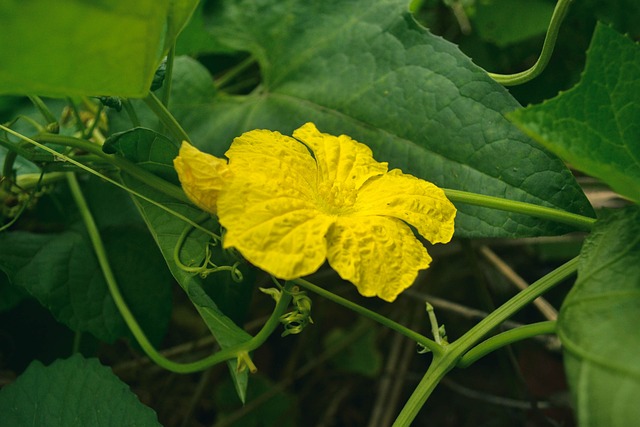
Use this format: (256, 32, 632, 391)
(219, 191, 333, 279)
(326, 216, 431, 302)
(174, 141, 232, 214)
(355, 169, 456, 244)
(226, 128, 317, 195)
(218, 131, 332, 278)
(293, 123, 387, 190)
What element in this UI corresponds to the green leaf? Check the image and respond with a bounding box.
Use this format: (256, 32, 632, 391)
(123, 178, 253, 402)
(104, 127, 181, 184)
(509, 23, 640, 204)
(0, 0, 196, 97)
(558, 206, 640, 426)
(171, 0, 592, 238)
(104, 130, 255, 401)
(102, 126, 255, 324)
(472, 0, 555, 47)
(0, 270, 27, 312)
(0, 354, 161, 427)
(164, 0, 200, 54)
(0, 178, 173, 344)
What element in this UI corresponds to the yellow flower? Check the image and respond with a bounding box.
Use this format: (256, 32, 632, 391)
(174, 123, 456, 302)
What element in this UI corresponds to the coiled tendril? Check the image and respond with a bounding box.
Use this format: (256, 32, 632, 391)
(173, 219, 243, 283)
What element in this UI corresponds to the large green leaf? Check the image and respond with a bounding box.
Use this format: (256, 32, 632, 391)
(558, 206, 640, 426)
(510, 24, 640, 204)
(104, 127, 255, 402)
(0, 178, 173, 344)
(166, 0, 593, 238)
(0, 0, 197, 97)
(0, 354, 161, 427)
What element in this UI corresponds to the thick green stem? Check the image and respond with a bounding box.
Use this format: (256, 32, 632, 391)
(457, 320, 556, 368)
(445, 188, 596, 231)
(488, 0, 573, 86)
(143, 91, 191, 143)
(68, 168, 293, 373)
(393, 257, 578, 426)
(293, 278, 442, 355)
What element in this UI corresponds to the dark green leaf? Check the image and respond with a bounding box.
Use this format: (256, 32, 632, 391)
(472, 0, 555, 47)
(122, 176, 254, 403)
(510, 24, 640, 204)
(0, 270, 27, 312)
(103, 127, 181, 184)
(0, 178, 173, 344)
(558, 206, 640, 426)
(171, 0, 592, 238)
(0, 354, 161, 427)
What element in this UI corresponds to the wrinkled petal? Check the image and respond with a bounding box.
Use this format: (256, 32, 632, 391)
(355, 169, 456, 244)
(174, 141, 232, 214)
(218, 139, 333, 278)
(293, 123, 387, 190)
(226, 128, 317, 195)
(326, 216, 431, 302)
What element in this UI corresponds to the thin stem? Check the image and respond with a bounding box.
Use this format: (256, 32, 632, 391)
(488, 0, 573, 86)
(444, 188, 596, 231)
(143, 91, 191, 143)
(457, 320, 556, 368)
(122, 99, 141, 127)
(28, 96, 58, 125)
(393, 257, 578, 426)
(293, 278, 442, 355)
(161, 45, 175, 107)
(0, 126, 216, 239)
(35, 133, 189, 203)
(68, 169, 293, 373)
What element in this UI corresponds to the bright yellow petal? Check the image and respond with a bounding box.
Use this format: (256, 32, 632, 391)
(326, 216, 431, 302)
(225, 128, 317, 195)
(219, 187, 333, 279)
(355, 169, 456, 244)
(293, 123, 387, 190)
(174, 141, 232, 214)
(218, 130, 331, 278)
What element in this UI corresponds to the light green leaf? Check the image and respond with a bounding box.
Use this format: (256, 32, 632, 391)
(0, 0, 196, 97)
(170, 0, 592, 238)
(558, 206, 640, 427)
(0, 354, 161, 427)
(510, 23, 640, 204)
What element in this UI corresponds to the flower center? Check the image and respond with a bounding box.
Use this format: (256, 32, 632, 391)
(317, 180, 357, 214)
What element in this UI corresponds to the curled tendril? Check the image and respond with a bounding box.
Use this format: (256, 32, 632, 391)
(173, 219, 243, 282)
(279, 284, 313, 337)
